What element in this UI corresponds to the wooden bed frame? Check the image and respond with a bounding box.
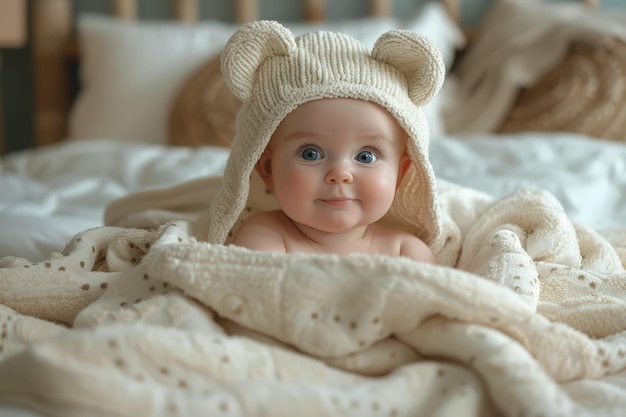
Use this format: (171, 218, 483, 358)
(28, 0, 596, 150)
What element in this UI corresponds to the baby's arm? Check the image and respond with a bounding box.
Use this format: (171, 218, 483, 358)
(230, 212, 288, 253)
(399, 235, 435, 264)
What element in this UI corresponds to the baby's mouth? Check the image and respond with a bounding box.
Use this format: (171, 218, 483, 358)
(319, 198, 355, 207)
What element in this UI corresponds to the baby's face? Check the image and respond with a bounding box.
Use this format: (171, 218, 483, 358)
(257, 98, 410, 234)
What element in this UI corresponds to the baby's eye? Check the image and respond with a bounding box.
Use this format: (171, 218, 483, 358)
(355, 150, 377, 164)
(300, 147, 322, 161)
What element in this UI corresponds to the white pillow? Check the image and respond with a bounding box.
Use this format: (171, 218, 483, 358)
(404, 2, 465, 72)
(70, 17, 238, 145)
(403, 2, 465, 137)
(69, 4, 463, 144)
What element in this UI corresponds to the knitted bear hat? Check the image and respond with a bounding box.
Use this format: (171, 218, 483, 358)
(207, 20, 445, 247)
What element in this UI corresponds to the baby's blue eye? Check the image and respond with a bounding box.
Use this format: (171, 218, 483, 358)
(356, 150, 377, 164)
(301, 147, 321, 161)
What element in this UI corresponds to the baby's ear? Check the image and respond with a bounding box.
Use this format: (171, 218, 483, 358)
(372, 30, 445, 107)
(396, 152, 412, 189)
(221, 20, 296, 103)
(254, 150, 274, 190)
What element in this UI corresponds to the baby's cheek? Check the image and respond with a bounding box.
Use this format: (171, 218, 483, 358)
(273, 167, 316, 204)
(281, 166, 313, 189)
(360, 171, 398, 205)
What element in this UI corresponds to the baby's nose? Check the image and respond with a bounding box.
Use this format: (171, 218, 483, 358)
(324, 163, 354, 184)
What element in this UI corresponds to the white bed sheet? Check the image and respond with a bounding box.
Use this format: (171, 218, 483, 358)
(1, 132, 625, 264)
(430, 132, 626, 231)
(0, 140, 230, 262)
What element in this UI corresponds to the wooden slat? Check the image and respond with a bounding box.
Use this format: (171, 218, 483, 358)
(113, 0, 137, 20)
(235, 0, 258, 23)
(370, 0, 392, 17)
(32, 0, 72, 147)
(174, 0, 198, 22)
(304, 0, 325, 22)
(0, 77, 5, 154)
(0, 0, 28, 47)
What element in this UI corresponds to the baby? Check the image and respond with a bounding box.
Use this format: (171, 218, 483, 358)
(233, 97, 434, 262)
(207, 20, 445, 263)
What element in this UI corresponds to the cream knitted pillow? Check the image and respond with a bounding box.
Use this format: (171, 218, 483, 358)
(498, 40, 626, 142)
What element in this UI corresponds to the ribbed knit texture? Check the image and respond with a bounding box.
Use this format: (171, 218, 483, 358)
(208, 20, 445, 246)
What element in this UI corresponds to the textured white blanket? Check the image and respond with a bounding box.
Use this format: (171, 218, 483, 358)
(1, 178, 626, 416)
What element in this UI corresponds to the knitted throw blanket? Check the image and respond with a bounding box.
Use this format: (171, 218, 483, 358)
(0, 179, 626, 417)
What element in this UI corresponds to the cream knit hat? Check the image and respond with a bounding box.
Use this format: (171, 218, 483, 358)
(207, 20, 445, 246)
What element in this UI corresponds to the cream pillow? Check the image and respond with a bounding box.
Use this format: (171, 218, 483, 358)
(69, 16, 239, 144)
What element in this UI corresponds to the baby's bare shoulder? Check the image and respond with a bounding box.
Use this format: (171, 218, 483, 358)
(231, 210, 288, 252)
(399, 233, 434, 264)
(372, 224, 434, 263)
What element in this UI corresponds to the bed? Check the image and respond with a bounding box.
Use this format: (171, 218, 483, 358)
(1, 0, 626, 416)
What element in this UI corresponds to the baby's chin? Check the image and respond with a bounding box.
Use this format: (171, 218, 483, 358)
(290, 216, 383, 235)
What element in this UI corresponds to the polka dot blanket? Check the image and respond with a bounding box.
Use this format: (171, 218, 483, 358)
(1, 177, 626, 417)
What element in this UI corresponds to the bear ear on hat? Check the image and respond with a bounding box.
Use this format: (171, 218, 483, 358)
(221, 20, 296, 103)
(372, 30, 446, 107)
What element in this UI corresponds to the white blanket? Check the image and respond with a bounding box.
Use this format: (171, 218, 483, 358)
(1, 171, 626, 416)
